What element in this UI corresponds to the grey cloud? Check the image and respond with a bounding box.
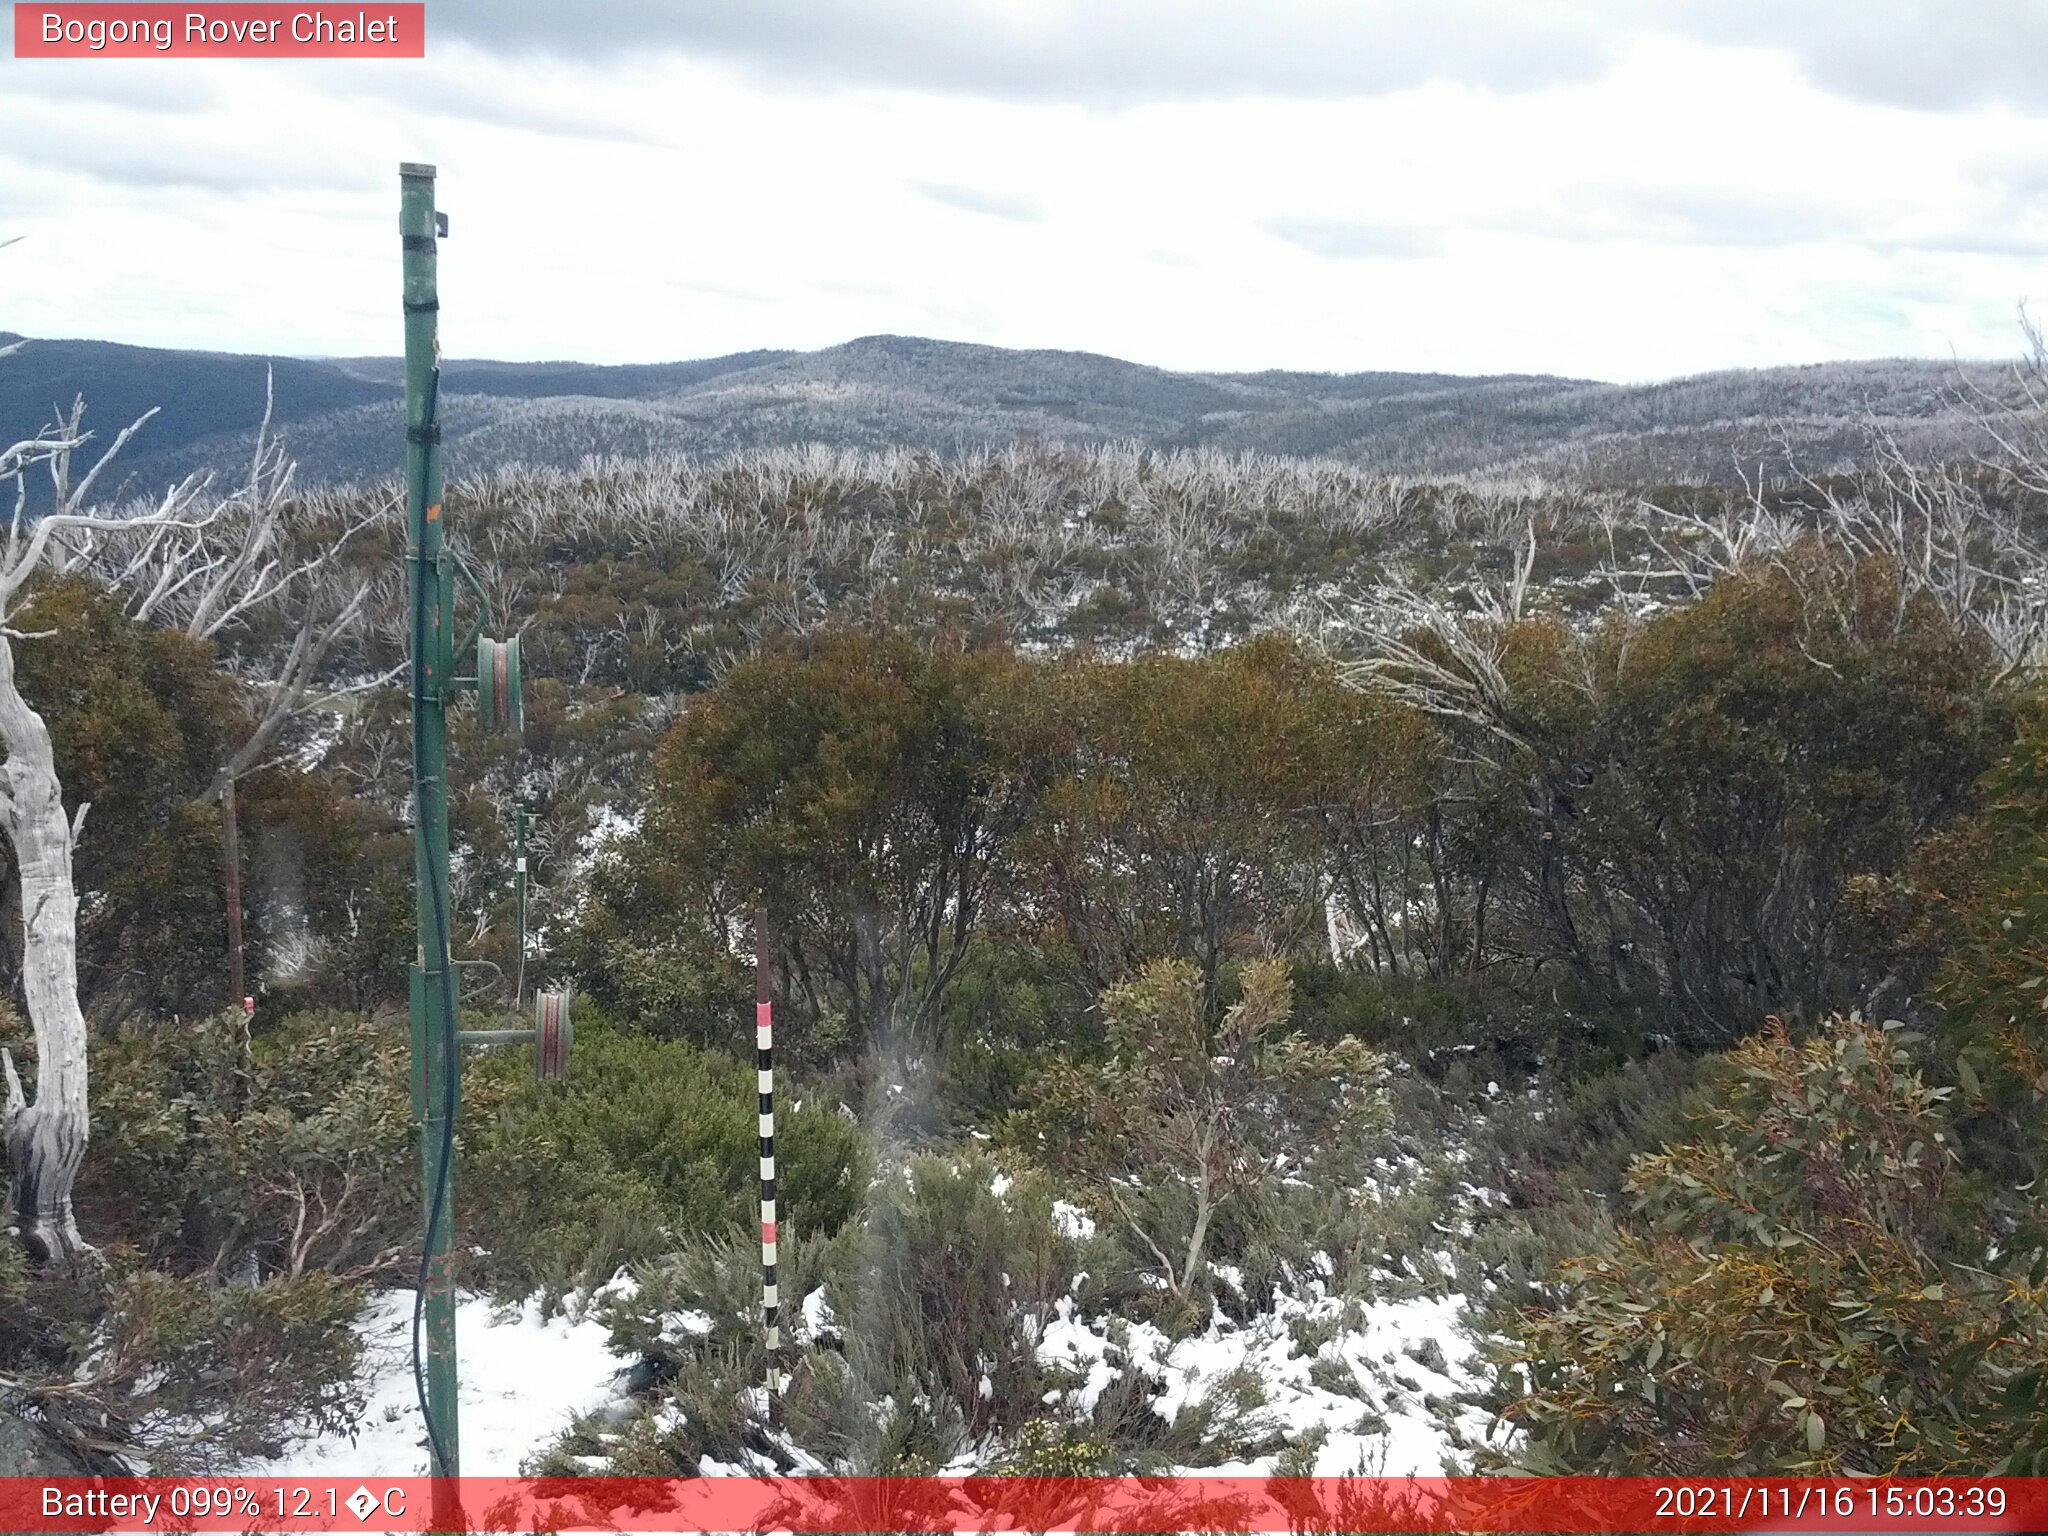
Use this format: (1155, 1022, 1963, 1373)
(1502, 181, 2048, 261)
(327, 70, 673, 147)
(1721, 0, 2048, 114)
(910, 181, 1045, 223)
(0, 115, 379, 195)
(429, 0, 1621, 103)
(1531, 184, 1857, 248)
(1263, 217, 1442, 259)
(427, 0, 2048, 114)
(3, 0, 2041, 128)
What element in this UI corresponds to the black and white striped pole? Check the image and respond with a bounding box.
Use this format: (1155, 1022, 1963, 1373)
(755, 909, 782, 1425)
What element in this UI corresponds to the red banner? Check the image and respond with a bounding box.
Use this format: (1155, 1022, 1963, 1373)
(13, 4, 424, 58)
(1, 1476, 2042, 1532)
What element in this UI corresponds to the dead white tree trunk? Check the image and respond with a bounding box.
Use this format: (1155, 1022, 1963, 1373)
(0, 400, 215, 1269)
(0, 628, 90, 1268)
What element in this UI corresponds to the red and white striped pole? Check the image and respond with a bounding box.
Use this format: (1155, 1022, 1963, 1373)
(754, 910, 781, 1424)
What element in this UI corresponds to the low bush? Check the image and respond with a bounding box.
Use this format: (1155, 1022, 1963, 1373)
(562, 1151, 1082, 1474)
(461, 1016, 867, 1303)
(1010, 959, 1387, 1308)
(1485, 1017, 2048, 1474)
(80, 1009, 415, 1281)
(0, 1248, 364, 1472)
(548, 904, 749, 1050)
(930, 939, 1095, 1125)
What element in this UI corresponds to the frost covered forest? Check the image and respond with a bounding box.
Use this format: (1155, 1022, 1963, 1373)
(2, 341, 2048, 1485)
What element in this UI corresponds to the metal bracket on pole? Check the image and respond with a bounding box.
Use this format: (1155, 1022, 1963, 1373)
(455, 990, 571, 1080)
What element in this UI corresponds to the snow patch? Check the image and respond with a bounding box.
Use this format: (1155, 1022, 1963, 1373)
(1035, 1287, 1497, 1476)
(235, 1289, 636, 1477)
(1051, 1200, 1095, 1240)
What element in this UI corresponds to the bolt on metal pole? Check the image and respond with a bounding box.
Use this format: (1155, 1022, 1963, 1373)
(401, 161, 462, 1504)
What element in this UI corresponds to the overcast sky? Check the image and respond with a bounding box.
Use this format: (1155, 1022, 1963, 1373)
(4, 1, 2047, 380)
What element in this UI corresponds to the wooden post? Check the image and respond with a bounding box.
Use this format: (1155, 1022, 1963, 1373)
(221, 776, 244, 1013)
(755, 908, 781, 1426)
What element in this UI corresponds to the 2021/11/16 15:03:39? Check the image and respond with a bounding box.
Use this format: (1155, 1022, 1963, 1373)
(1654, 1482, 2010, 1523)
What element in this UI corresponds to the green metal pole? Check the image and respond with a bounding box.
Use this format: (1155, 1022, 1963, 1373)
(401, 161, 462, 1498)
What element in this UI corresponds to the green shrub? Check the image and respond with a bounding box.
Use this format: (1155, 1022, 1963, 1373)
(1486, 1017, 2048, 1474)
(931, 939, 1094, 1124)
(0, 1011, 389, 1468)
(461, 1016, 867, 1302)
(0, 1254, 364, 1472)
(571, 1151, 1078, 1475)
(822, 1152, 1075, 1442)
(993, 1416, 1118, 1475)
(549, 904, 748, 1048)
(99, 1266, 367, 1468)
(1930, 694, 2048, 1191)
(1010, 959, 1387, 1307)
(81, 1009, 414, 1280)
(1474, 1049, 1701, 1212)
(1287, 965, 1500, 1054)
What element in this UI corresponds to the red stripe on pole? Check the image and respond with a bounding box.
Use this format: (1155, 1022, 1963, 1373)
(15, 4, 426, 57)
(761, 1221, 777, 1244)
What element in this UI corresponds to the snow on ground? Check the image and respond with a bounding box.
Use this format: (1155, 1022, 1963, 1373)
(241, 1166, 1504, 1481)
(1050, 1200, 1096, 1240)
(237, 1288, 637, 1476)
(1036, 1278, 1496, 1476)
(246, 1271, 1495, 1481)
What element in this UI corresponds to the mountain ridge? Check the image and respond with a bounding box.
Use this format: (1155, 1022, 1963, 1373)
(0, 329, 2008, 492)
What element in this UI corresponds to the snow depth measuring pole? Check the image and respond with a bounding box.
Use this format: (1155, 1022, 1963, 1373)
(756, 909, 783, 1423)
(402, 162, 541, 1502)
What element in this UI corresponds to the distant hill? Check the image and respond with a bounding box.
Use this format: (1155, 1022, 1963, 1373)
(0, 330, 2011, 494)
